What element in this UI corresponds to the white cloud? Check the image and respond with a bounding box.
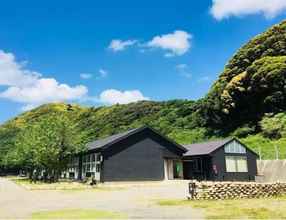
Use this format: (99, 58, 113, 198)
(107, 31, 192, 57)
(80, 69, 108, 80)
(80, 73, 93, 79)
(147, 30, 192, 57)
(211, 0, 286, 20)
(21, 104, 38, 111)
(0, 50, 88, 110)
(198, 76, 212, 83)
(98, 69, 108, 78)
(176, 64, 188, 70)
(99, 89, 149, 105)
(0, 51, 40, 87)
(108, 39, 137, 52)
(1, 78, 87, 104)
(175, 64, 192, 78)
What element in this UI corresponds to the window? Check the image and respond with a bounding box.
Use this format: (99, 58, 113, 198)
(225, 156, 248, 172)
(225, 156, 236, 172)
(224, 141, 246, 154)
(66, 157, 79, 179)
(96, 164, 101, 172)
(67, 157, 79, 173)
(82, 153, 101, 177)
(236, 157, 248, 172)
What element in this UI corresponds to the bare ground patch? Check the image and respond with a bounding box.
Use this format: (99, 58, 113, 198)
(0, 178, 203, 219)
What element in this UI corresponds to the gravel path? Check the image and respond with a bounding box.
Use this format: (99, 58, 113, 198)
(0, 178, 204, 219)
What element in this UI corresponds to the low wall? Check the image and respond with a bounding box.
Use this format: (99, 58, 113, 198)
(257, 160, 286, 182)
(190, 181, 286, 200)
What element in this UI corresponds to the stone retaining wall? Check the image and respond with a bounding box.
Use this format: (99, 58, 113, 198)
(190, 181, 286, 200)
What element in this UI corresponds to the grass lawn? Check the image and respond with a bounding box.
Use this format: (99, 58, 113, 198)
(158, 196, 286, 219)
(30, 209, 127, 219)
(10, 177, 124, 191)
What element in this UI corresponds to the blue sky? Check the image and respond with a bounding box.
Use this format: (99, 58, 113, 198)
(0, 0, 286, 123)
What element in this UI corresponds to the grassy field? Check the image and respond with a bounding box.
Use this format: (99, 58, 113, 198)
(30, 209, 127, 219)
(158, 196, 286, 219)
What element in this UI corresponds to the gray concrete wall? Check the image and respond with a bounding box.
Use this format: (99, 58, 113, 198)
(257, 160, 286, 182)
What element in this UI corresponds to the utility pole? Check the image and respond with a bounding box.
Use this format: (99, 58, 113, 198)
(275, 145, 279, 160)
(258, 146, 262, 161)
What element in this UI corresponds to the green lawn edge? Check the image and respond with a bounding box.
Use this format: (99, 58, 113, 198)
(30, 209, 128, 219)
(157, 196, 286, 219)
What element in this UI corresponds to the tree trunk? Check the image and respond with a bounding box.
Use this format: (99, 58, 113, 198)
(28, 168, 34, 182)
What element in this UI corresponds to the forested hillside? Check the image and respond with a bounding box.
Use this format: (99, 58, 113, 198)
(199, 20, 286, 132)
(1, 20, 286, 166)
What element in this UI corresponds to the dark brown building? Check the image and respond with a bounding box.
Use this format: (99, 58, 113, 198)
(183, 138, 258, 181)
(66, 126, 258, 182)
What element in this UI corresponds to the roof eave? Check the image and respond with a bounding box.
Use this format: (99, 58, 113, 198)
(183, 153, 210, 157)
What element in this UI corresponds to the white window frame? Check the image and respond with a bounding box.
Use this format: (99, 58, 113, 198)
(225, 156, 248, 173)
(67, 157, 79, 179)
(82, 153, 101, 179)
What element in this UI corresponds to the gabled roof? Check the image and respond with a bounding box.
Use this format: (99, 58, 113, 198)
(183, 138, 233, 156)
(87, 127, 141, 151)
(87, 126, 187, 153)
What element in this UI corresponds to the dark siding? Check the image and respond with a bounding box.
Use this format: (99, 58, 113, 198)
(78, 155, 83, 180)
(183, 156, 212, 180)
(102, 130, 181, 181)
(210, 147, 258, 181)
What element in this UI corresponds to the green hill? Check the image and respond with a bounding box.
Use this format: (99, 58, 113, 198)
(2, 20, 286, 163)
(200, 20, 286, 132)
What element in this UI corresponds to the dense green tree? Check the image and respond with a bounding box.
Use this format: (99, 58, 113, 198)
(201, 20, 286, 131)
(4, 113, 85, 181)
(0, 124, 21, 170)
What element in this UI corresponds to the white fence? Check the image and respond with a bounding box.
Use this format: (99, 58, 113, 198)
(257, 160, 286, 182)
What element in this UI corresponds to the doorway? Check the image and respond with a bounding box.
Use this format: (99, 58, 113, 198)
(173, 160, 183, 179)
(164, 159, 183, 180)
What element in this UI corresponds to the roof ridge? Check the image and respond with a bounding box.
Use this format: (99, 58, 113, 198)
(88, 127, 142, 144)
(184, 137, 232, 146)
(86, 125, 187, 153)
(86, 126, 150, 151)
(183, 137, 234, 156)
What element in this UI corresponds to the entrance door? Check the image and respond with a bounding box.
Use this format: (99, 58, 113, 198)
(164, 159, 174, 180)
(164, 159, 183, 180)
(173, 160, 183, 179)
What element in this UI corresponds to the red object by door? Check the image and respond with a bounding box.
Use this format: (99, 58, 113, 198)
(213, 164, 218, 175)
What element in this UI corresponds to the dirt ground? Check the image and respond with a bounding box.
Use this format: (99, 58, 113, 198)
(0, 177, 204, 219)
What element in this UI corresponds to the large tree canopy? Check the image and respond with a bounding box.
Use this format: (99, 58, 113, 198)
(195, 21, 286, 131)
(3, 113, 85, 181)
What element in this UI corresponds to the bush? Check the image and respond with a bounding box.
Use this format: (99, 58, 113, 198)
(169, 128, 209, 144)
(260, 113, 286, 139)
(232, 124, 256, 138)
